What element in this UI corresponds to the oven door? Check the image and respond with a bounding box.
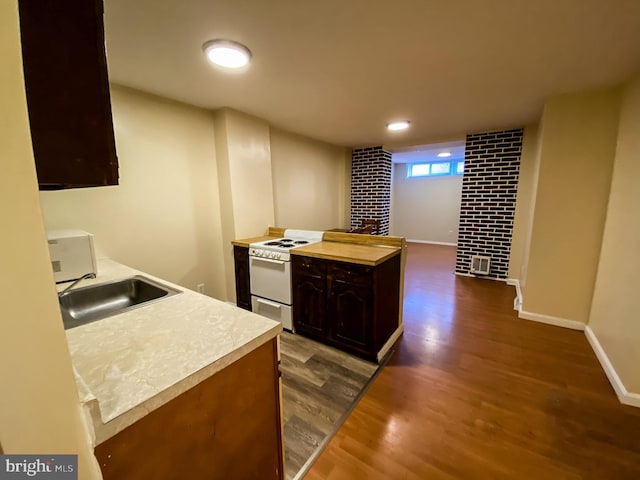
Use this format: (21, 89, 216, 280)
(249, 256, 291, 305)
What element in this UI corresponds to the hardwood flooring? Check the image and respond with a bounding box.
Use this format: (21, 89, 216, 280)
(305, 242, 640, 479)
(280, 332, 379, 479)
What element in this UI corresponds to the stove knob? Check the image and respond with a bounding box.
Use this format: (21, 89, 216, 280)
(273, 252, 280, 260)
(270, 252, 277, 259)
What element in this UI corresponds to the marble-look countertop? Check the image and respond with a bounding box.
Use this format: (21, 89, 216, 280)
(62, 258, 281, 445)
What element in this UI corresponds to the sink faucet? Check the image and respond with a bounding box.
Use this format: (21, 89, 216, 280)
(59, 273, 96, 296)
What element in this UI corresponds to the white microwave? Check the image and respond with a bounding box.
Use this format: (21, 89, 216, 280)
(47, 230, 97, 283)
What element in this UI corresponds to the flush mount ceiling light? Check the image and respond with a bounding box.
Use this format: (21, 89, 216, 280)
(387, 121, 410, 131)
(203, 39, 252, 69)
(437, 152, 452, 158)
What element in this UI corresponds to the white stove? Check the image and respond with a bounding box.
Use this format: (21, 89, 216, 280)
(248, 229, 323, 331)
(250, 239, 319, 262)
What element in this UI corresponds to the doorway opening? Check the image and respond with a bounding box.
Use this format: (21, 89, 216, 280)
(388, 140, 466, 246)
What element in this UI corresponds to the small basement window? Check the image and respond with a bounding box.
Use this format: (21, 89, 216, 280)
(408, 160, 464, 178)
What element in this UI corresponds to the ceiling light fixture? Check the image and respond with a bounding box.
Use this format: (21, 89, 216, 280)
(387, 121, 410, 131)
(203, 39, 252, 69)
(437, 152, 452, 158)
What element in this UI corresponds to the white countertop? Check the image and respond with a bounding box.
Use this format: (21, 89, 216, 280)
(62, 258, 282, 444)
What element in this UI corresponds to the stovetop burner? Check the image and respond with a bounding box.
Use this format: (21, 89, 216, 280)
(249, 230, 324, 260)
(261, 239, 311, 248)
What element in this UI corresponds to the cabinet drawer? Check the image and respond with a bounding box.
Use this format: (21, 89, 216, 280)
(327, 262, 373, 286)
(292, 255, 326, 277)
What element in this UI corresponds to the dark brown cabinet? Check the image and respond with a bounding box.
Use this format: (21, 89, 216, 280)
(328, 279, 373, 353)
(292, 257, 327, 337)
(292, 253, 401, 361)
(18, 0, 118, 189)
(233, 245, 252, 311)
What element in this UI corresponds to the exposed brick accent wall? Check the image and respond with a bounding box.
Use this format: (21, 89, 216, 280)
(350, 146, 392, 235)
(455, 128, 523, 279)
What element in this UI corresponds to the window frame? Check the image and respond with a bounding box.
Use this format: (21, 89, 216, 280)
(407, 160, 465, 178)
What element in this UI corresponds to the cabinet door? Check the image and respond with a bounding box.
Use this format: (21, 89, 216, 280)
(328, 279, 373, 354)
(18, 0, 118, 189)
(233, 246, 251, 311)
(292, 275, 326, 337)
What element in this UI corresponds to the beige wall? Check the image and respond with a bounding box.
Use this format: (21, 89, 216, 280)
(214, 109, 275, 302)
(270, 128, 349, 230)
(40, 86, 228, 300)
(508, 124, 540, 280)
(0, 2, 101, 477)
(220, 110, 275, 239)
(588, 72, 640, 393)
(521, 88, 621, 323)
(389, 163, 462, 243)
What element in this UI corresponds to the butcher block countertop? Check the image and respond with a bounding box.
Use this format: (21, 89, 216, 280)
(232, 228, 404, 266)
(231, 235, 276, 247)
(231, 227, 285, 247)
(291, 241, 400, 266)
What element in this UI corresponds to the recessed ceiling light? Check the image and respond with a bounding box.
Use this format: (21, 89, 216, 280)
(387, 121, 410, 131)
(203, 39, 251, 69)
(437, 152, 452, 158)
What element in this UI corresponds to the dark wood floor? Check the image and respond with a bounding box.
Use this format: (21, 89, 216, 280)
(280, 332, 378, 479)
(306, 242, 640, 479)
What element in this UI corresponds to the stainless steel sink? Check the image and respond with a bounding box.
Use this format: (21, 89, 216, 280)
(59, 275, 181, 329)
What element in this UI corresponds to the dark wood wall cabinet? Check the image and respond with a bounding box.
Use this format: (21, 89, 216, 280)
(233, 245, 252, 311)
(18, 0, 119, 189)
(95, 339, 284, 480)
(292, 254, 401, 362)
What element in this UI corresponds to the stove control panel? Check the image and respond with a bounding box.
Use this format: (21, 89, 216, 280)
(249, 248, 290, 262)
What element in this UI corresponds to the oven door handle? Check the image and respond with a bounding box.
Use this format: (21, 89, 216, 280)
(251, 257, 286, 265)
(256, 298, 282, 309)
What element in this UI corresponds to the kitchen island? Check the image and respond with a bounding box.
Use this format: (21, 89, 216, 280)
(63, 258, 284, 479)
(233, 228, 406, 362)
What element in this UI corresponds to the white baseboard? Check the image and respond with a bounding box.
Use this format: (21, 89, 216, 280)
(506, 278, 522, 311)
(454, 271, 506, 282)
(515, 286, 584, 330)
(513, 289, 639, 408)
(585, 326, 640, 408)
(518, 309, 585, 331)
(407, 239, 457, 246)
(377, 324, 404, 363)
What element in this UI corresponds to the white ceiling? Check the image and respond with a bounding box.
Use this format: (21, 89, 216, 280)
(103, 0, 640, 148)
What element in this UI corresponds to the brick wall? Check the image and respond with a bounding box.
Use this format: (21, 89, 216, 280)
(455, 128, 523, 279)
(350, 146, 392, 235)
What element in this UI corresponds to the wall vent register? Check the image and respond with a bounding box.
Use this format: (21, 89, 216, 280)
(470, 255, 491, 275)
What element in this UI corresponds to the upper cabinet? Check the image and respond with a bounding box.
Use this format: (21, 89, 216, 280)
(18, 0, 118, 189)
